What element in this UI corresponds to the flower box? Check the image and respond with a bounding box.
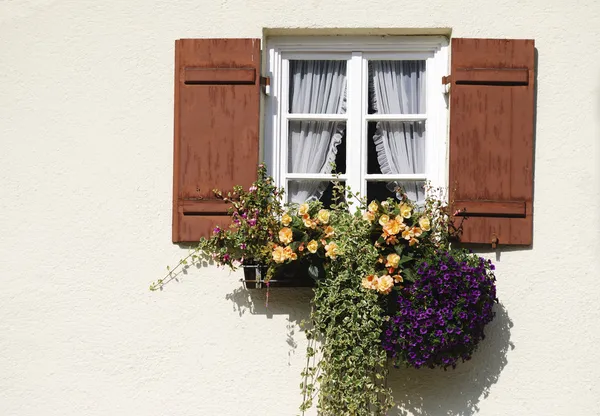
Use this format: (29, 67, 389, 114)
(242, 262, 315, 289)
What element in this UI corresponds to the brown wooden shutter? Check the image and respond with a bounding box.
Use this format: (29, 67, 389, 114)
(172, 39, 261, 243)
(448, 38, 535, 246)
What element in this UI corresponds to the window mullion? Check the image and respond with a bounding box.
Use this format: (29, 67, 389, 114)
(360, 55, 368, 199)
(347, 52, 363, 200)
(280, 58, 290, 189)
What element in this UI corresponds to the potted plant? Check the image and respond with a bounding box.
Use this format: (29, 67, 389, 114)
(383, 249, 497, 369)
(154, 166, 499, 415)
(197, 164, 285, 288)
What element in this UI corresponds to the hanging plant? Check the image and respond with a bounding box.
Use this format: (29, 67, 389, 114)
(153, 165, 499, 416)
(382, 249, 497, 370)
(297, 193, 394, 414)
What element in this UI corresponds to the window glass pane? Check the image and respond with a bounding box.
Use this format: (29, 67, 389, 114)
(288, 180, 346, 208)
(289, 60, 347, 114)
(368, 60, 426, 114)
(367, 181, 426, 204)
(288, 121, 346, 174)
(367, 121, 425, 175)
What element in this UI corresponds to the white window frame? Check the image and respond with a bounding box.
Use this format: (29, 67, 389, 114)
(264, 36, 449, 203)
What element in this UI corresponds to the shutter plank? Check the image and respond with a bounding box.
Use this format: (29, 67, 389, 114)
(173, 39, 260, 243)
(454, 68, 528, 85)
(180, 200, 232, 214)
(184, 68, 256, 84)
(449, 38, 535, 246)
(178, 216, 233, 243)
(454, 200, 526, 217)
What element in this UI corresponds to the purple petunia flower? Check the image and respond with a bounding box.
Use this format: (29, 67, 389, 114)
(382, 249, 497, 370)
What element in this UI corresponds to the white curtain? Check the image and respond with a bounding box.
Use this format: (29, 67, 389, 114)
(288, 60, 347, 203)
(370, 60, 426, 201)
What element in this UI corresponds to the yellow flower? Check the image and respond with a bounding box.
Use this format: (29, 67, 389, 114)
(281, 213, 292, 226)
(383, 219, 402, 236)
(402, 228, 414, 240)
(368, 201, 379, 213)
(279, 227, 293, 244)
(272, 246, 286, 263)
(409, 237, 419, 247)
(361, 274, 378, 290)
(283, 246, 297, 260)
(303, 216, 317, 229)
(298, 203, 309, 216)
(363, 211, 375, 223)
(307, 240, 319, 254)
(378, 214, 390, 226)
(399, 203, 412, 219)
(376, 275, 394, 295)
(392, 274, 403, 283)
(324, 226, 335, 238)
(412, 227, 423, 237)
(385, 253, 400, 269)
(325, 242, 339, 259)
(317, 209, 330, 224)
(385, 234, 399, 245)
(418, 216, 431, 231)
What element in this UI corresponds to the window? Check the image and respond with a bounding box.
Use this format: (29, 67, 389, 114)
(265, 37, 449, 206)
(172, 37, 534, 245)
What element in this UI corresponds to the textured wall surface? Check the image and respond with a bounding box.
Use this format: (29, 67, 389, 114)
(1, 0, 600, 415)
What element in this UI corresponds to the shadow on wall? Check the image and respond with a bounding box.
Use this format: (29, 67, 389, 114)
(158, 249, 313, 327)
(225, 286, 313, 320)
(225, 286, 313, 350)
(388, 303, 514, 416)
(154, 253, 314, 353)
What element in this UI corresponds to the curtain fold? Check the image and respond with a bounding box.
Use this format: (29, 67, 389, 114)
(370, 60, 426, 201)
(288, 60, 347, 203)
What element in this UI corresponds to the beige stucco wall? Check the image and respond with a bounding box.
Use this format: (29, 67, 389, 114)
(1, 0, 600, 415)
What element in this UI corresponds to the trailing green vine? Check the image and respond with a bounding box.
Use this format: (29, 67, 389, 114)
(298, 190, 393, 415)
(154, 166, 498, 415)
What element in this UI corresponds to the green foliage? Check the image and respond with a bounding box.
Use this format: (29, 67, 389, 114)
(299, 189, 394, 415)
(153, 166, 470, 415)
(150, 164, 284, 290)
(201, 164, 285, 268)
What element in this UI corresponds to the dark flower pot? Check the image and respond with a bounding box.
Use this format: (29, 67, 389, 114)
(242, 261, 315, 289)
(242, 262, 268, 289)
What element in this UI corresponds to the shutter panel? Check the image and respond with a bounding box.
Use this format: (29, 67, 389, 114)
(173, 39, 261, 243)
(448, 38, 535, 246)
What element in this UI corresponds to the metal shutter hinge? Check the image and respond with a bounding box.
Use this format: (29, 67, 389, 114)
(491, 233, 499, 249)
(260, 76, 271, 95)
(442, 75, 451, 94)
